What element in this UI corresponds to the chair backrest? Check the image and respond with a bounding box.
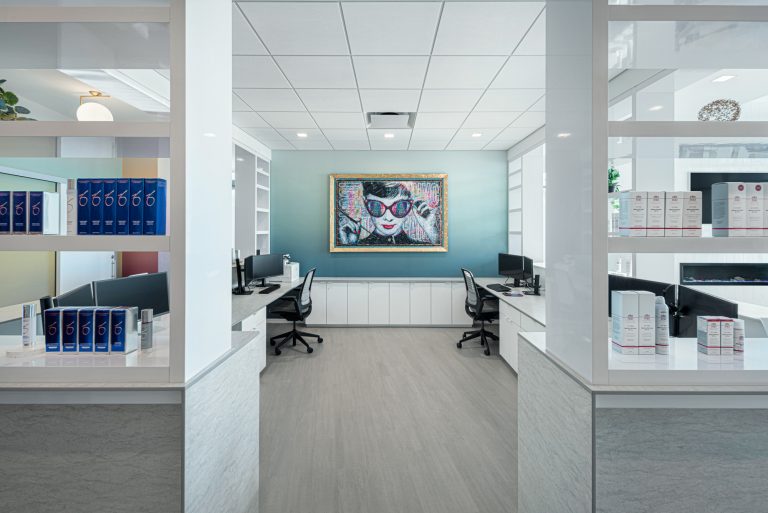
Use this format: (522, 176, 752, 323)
(299, 268, 316, 312)
(461, 268, 481, 312)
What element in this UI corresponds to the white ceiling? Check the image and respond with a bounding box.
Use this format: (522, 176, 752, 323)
(232, 1, 546, 151)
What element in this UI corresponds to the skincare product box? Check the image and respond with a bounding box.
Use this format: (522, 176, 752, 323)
(636, 291, 656, 355)
(12, 191, 27, 233)
(115, 178, 130, 235)
(129, 178, 144, 235)
(78, 308, 95, 353)
(682, 191, 703, 237)
(664, 192, 683, 237)
(646, 192, 665, 237)
(719, 318, 735, 356)
(734, 319, 745, 353)
(94, 308, 112, 353)
(697, 316, 721, 355)
(746, 183, 764, 235)
(281, 261, 300, 283)
(22, 303, 36, 347)
(143, 178, 167, 235)
(110, 307, 139, 354)
(67, 179, 77, 235)
(619, 192, 647, 237)
(612, 290, 639, 354)
(655, 297, 670, 355)
(61, 308, 79, 353)
(89, 179, 104, 235)
(28, 191, 59, 235)
(712, 182, 747, 237)
(102, 179, 117, 235)
(763, 183, 768, 237)
(44, 308, 62, 352)
(77, 179, 91, 235)
(0, 191, 10, 233)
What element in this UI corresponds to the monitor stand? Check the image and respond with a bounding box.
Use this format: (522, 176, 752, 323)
(251, 278, 270, 288)
(232, 259, 254, 295)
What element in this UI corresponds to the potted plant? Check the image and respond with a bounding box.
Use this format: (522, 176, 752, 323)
(608, 165, 620, 193)
(0, 79, 33, 121)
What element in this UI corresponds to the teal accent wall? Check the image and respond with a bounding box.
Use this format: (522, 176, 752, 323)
(271, 151, 508, 278)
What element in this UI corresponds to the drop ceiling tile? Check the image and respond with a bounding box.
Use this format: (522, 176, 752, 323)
(451, 128, 503, 146)
(425, 56, 506, 89)
(259, 112, 318, 129)
(233, 111, 269, 128)
(418, 90, 483, 112)
(275, 56, 356, 89)
(414, 112, 468, 128)
(331, 140, 371, 150)
(296, 89, 360, 112)
(491, 56, 545, 89)
(239, 2, 348, 55)
(360, 90, 421, 113)
(233, 6, 268, 55)
(462, 111, 523, 129)
(313, 112, 367, 129)
(433, 2, 543, 55)
(266, 140, 296, 150)
(475, 89, 544, 112)
(446, 140, 487, 150)
(277, 129, 331, 149)
(409, 140, 449, 150)
(233, 56, 290, 88)
(368, 129, 411, 150)
(342, 2, 441, 55)
(410, 129, 456, 143)
(323, 129, 368, 141)
(529, 95, 546, 112)
(243, 127, 293, 148)
(511, 111, 545, 128)
(354, 56, 429, 89)
(484, 140, 518, 151)
(235, 89, 305, 112)
(233, 93, 251, 112)
(497, 126, 538, 141)
(514, 11, 545, 56)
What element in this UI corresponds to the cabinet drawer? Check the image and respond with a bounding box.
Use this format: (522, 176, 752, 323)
(500, 302, 520, 326)
(520, 313, 545, 332)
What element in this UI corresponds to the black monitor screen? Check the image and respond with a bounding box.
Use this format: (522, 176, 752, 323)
(54, 283, 95, 307)
(608, 274, 676, 318)
(677, 285, 738, 338)
(523, 256, 534, 278)
(93, 272, 169, 315)
(499, 253, 524, 277)
(690, 172, 768, 223)
(245, 254, 284, 284)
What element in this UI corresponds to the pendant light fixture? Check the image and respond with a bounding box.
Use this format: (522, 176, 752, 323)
(76, 90, 113, 121)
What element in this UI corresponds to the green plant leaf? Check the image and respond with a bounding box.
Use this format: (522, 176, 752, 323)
(14, 106, 30, 114)
(0, 79, 6, 84)
(4, 92, 18, 106)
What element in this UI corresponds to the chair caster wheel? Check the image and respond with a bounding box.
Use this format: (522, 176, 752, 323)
(270, 340, 276, 346)
(318, 338, 323, 343)
(457, 342, 462, 349)
(484, 349, 491, 356)
(275, 349, 281, 356)
(307, 347, 313, 354)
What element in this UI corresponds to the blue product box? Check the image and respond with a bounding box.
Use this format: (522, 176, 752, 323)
(94, 308, 112, 353)
(12, 191, 27, 233)
(129, 179, 144, 235)
(28, 191, 43, 234)
(78, 308, 95, 352)
(102, 179, 117, 235)
(44, 308, 62, 352)
(110, 307, 138, 353)
(0, 191, 10, 233)
(143, 178, 166, 235)
(61, 308, 79, 352)
(115, 179, 130, 235)
(77, 179, 91, 235)
(89, 179, 104, 235)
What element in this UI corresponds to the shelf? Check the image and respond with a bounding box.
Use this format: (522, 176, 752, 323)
(0, 6, 170, 23)
(256, 208, 270, 213)
(608, 236, 768, 254)
(608, 121, 768, 138)
(0, 235, 170, 252)
(0, 122, 170, 138)
(256, 231, 269, 235)
(256, 185, 270, 191)
(608, 5, 768, 23)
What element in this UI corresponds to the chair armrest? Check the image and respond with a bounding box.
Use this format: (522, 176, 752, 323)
(275, 294, 301, 313)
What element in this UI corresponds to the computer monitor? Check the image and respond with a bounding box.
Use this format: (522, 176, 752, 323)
(608, 274, 676, 318)
(522, 256, 534, 280)
(54, 283, 95, 307)
(93, 272, 170, 316)
(498, 253, 524, 278)
(676, 285, 738, 338)
(244, 253, 284, 287)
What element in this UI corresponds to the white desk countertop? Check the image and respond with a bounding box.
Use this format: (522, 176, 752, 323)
(475, 277, 546, 326)
(231, 279, 302, 327)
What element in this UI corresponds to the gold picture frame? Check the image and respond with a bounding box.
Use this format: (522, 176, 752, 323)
(329, 173, 448, 253)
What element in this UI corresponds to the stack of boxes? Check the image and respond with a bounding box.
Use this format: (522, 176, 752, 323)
(618, 191, 702, 237)
(712, 182, 766, 237)
(0, 191, 60, 234)
(75, 178, 166, 235)
(611, 290, 657, 355)
(44, 306, 139, 354)
(696, 316, 736, 356)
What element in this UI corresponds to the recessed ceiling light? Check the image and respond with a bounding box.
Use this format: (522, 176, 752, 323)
(557, 132, 571, 139)
(296, 132, 308, 138)
(471, 133, 483, 138)
(384, 133, 395, 139)
(712, 75, 736, 83)
(649, 105, 664, 112)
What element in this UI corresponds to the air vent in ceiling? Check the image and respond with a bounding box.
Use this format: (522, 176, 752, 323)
(367, 112, 416, 129)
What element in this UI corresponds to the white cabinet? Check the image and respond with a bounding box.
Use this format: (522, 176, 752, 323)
(347, 282, 369, 325)
(498, 302, 521, 372)
(305, 282, 327, 325)
(451, 282, 471, 326)
(389, 282, 410, 325)
(368, 282, 390, 325)
(430, 283, 453, 325)
(326, 282, 348, 324)
(409, 283, 431, 325)
(521, 313, 545, 333)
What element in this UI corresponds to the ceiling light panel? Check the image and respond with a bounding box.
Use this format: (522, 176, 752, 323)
(491, 56, 545, 89)
(462, 111, 523, 129)
(277, 128, 325, 140)
(275, 56, 356, 89)
(342, 2, 442, 55)
(296, 89, 360, 112)
(239, 2, 348, 55)
(475, 89, 544, 112)
(418, 90, 484, 112)
(453, 128, 503, 141)
(425, 56, 507, 89)
(433, 2, 543, 55)
(233, 56, 290, 88)
(259, 111, 318, 129)
(353, 57, 429, 90)
(312, 112, 367, 129)
(235, 89, 305, 112)
(233, 6, 268, 55)
(360, 90, 421, 113)
(414, 112, 469, 129)
(233, 111, 269, 128)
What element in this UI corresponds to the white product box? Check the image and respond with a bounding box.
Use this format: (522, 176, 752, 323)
(697, 316, 721, 355)
(619, 192, 647, 237)
(66, 179, 77, 236)
(712, 182, 747, 237)
(280, 262, 300, 283)
(612, 290, 639, 353)
(734, 318, 745, 353)
(682, 191, 702, 237)
(646, 192, 665, 237)
(746, 183, 764, 235)
(719, 318, 734, 349)
(763, 183, 768, 237)
(636, 291, 656, 355)
(664, 192, 683, 237)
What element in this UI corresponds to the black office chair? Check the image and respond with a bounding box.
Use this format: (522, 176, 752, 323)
(269, 268, 323, 355)
(458, 268, 499, 356)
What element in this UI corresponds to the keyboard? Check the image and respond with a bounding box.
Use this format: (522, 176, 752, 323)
(487, 283, 511, 293)
(259, 284, 281, 295)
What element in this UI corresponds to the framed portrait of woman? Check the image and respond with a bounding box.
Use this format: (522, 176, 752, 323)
(329, 173, 448, 253)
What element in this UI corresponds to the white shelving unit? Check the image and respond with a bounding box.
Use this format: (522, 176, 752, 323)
(608, 237, 768, 254)
(0, 235, 171, 252)
(256, 156, 270, 254)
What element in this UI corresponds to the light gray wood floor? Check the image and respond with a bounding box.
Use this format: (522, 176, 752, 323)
(260, 325, 517, 513)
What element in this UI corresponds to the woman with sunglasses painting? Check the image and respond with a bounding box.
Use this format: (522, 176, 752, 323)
(339, 181, 439, 246)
